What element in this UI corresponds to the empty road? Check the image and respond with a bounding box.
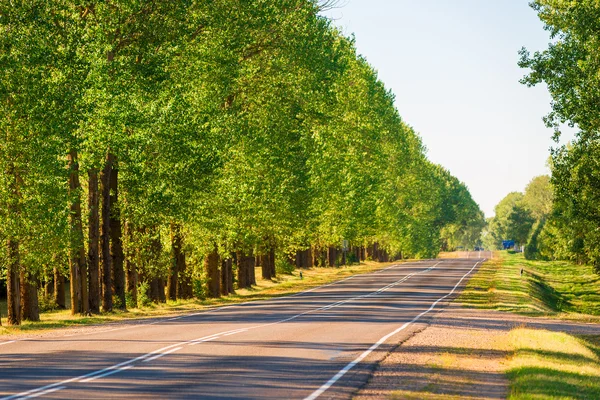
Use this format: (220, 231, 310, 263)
(0, 258, 485, 399)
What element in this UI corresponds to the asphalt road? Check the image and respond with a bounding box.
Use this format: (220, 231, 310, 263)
(0, 257, 486, 399)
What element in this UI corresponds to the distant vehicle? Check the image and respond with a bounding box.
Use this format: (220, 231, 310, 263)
(474, 246, 484, 251)
(502, 240, 515, 250)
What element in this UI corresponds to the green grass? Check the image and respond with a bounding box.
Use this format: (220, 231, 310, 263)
(508, 329, 600, 399)
(0, 261, 394, 336)
(458, 251, 600, 399)
(459, 251, 600, 319)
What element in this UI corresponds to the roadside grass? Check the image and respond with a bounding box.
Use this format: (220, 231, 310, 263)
(0, 260, 395, 336)
(458, 251, 600, 399)
(508, 329, 600, 399)
(459, 251, 600, 319)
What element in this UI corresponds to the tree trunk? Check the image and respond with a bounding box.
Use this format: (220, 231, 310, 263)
(205, 244, 220, 298)
(269, 248, 276, 278)
(149, 278, 160, 303)
(247, 250, 256, 286)
(109, 157, 126, 310)
(67, 150, 88, 315)
(168, 223, 182, 301)
(54, 267, 66, 309)
(20, 271, 39, 321)
(221, 258, 229, 295)
(125, 224, 138, 308)
(261, 253, 272, 280)
(227, 254, 235, 294)
(157, 278, 166, 303)
(100, 153, 113, 312)
(236, 251, 247, 289)
(6, 238, 21, 325)
(6, 163, 21, 325)
(328, 247, 337, 267)
(88, 169, 100, 313)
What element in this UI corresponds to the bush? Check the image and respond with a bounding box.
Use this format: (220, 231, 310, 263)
(276, 259, 295, 275)
(125, 291, 136, 309)
(193, 279, 205, 300)
(38, 293, 58, 312)
(137, 281, 152, 307)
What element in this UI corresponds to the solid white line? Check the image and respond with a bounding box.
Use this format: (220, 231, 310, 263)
(304, 260, 481, 400)
(142, 347, 182, 363)
(80, 365, 133, 383)
(0, 341, 16, 346)
(21, 386, 66, 399)
(1, 260, 439, 400)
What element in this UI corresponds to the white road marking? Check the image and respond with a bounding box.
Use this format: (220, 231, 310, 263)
(80, 365, 133, 383)
(142, 347, 183, 363)
(1, 260, 439, 400)
(21, 386, 66, 399)
(304, 260, 481, 400)
(0, 341, 16, 346)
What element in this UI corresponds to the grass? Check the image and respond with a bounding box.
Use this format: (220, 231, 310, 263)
(459, 251, 600, 319)
(0, 261, 393, 336)
(458, 251, 600, 399)
(508, 329, 600, 399)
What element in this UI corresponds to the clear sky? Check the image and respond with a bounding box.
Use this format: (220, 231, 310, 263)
(322, 0, 574, 217)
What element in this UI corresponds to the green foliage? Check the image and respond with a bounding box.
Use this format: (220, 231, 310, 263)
(136, 282, 152, 308)
(0, 1, 484, 317)
(519, 1, 600, 270)
(37, 293, 59, 313)
(276, 259, 296, 275)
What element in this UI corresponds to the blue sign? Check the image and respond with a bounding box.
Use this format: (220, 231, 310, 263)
(502, 240, 515, 249)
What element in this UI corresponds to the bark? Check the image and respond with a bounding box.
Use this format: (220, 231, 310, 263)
(44, 274, 54, 297)
(149, 278, 160, 302)
(125, 225, 138, 307)
(360, 246, 366, 261)
(54, 267, 66, 309)
(261, 254, 271, 280)
(6, 238, 21, 325)
(100, 153, 113, 312)
(157, 278, 166, 303)
(205, 244, 220, 298)
(88, 169, 100, 313)
(109, 158, 126, 310)
(328, 247, 337, 267)
(269, 248, 276, 278)
(247, 250, 256, 286)
(227, 254, 235, 294)
(67, 150, 88, 315)
(6, 163, 21, 325)
(168, 223, 182, 301)
(20, 271, 39, 321)
(221, 257, 235, 295)
(236, 251, 247, 289)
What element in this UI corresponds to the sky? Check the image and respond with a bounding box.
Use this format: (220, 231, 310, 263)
(321, 0, 574, 217)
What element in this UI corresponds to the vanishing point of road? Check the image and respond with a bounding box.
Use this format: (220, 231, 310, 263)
(0, 255, 490, 399)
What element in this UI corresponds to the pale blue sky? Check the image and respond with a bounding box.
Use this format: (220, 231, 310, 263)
(322, 0, 574, 217)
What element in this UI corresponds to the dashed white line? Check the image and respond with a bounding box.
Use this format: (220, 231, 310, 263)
(1, 260, 439, 400)
(142, 347, 183, 363)
(21, 386, 66, 399)
(80, 366, 133, 383)
(304, 260, 481, 400)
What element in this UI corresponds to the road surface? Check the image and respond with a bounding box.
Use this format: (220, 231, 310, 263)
(0, 257, 486, 399)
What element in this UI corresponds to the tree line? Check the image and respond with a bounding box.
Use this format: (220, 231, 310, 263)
(487, 0, 600, 273)
(0, 1, 484, 325)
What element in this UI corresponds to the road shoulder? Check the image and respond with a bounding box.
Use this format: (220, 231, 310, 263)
(355, 303, 600, 399)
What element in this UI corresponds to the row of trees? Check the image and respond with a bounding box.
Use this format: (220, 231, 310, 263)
(487, 0, 600, 273)
(483, 175, 552, 254)
(0, 1, 484, 325)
